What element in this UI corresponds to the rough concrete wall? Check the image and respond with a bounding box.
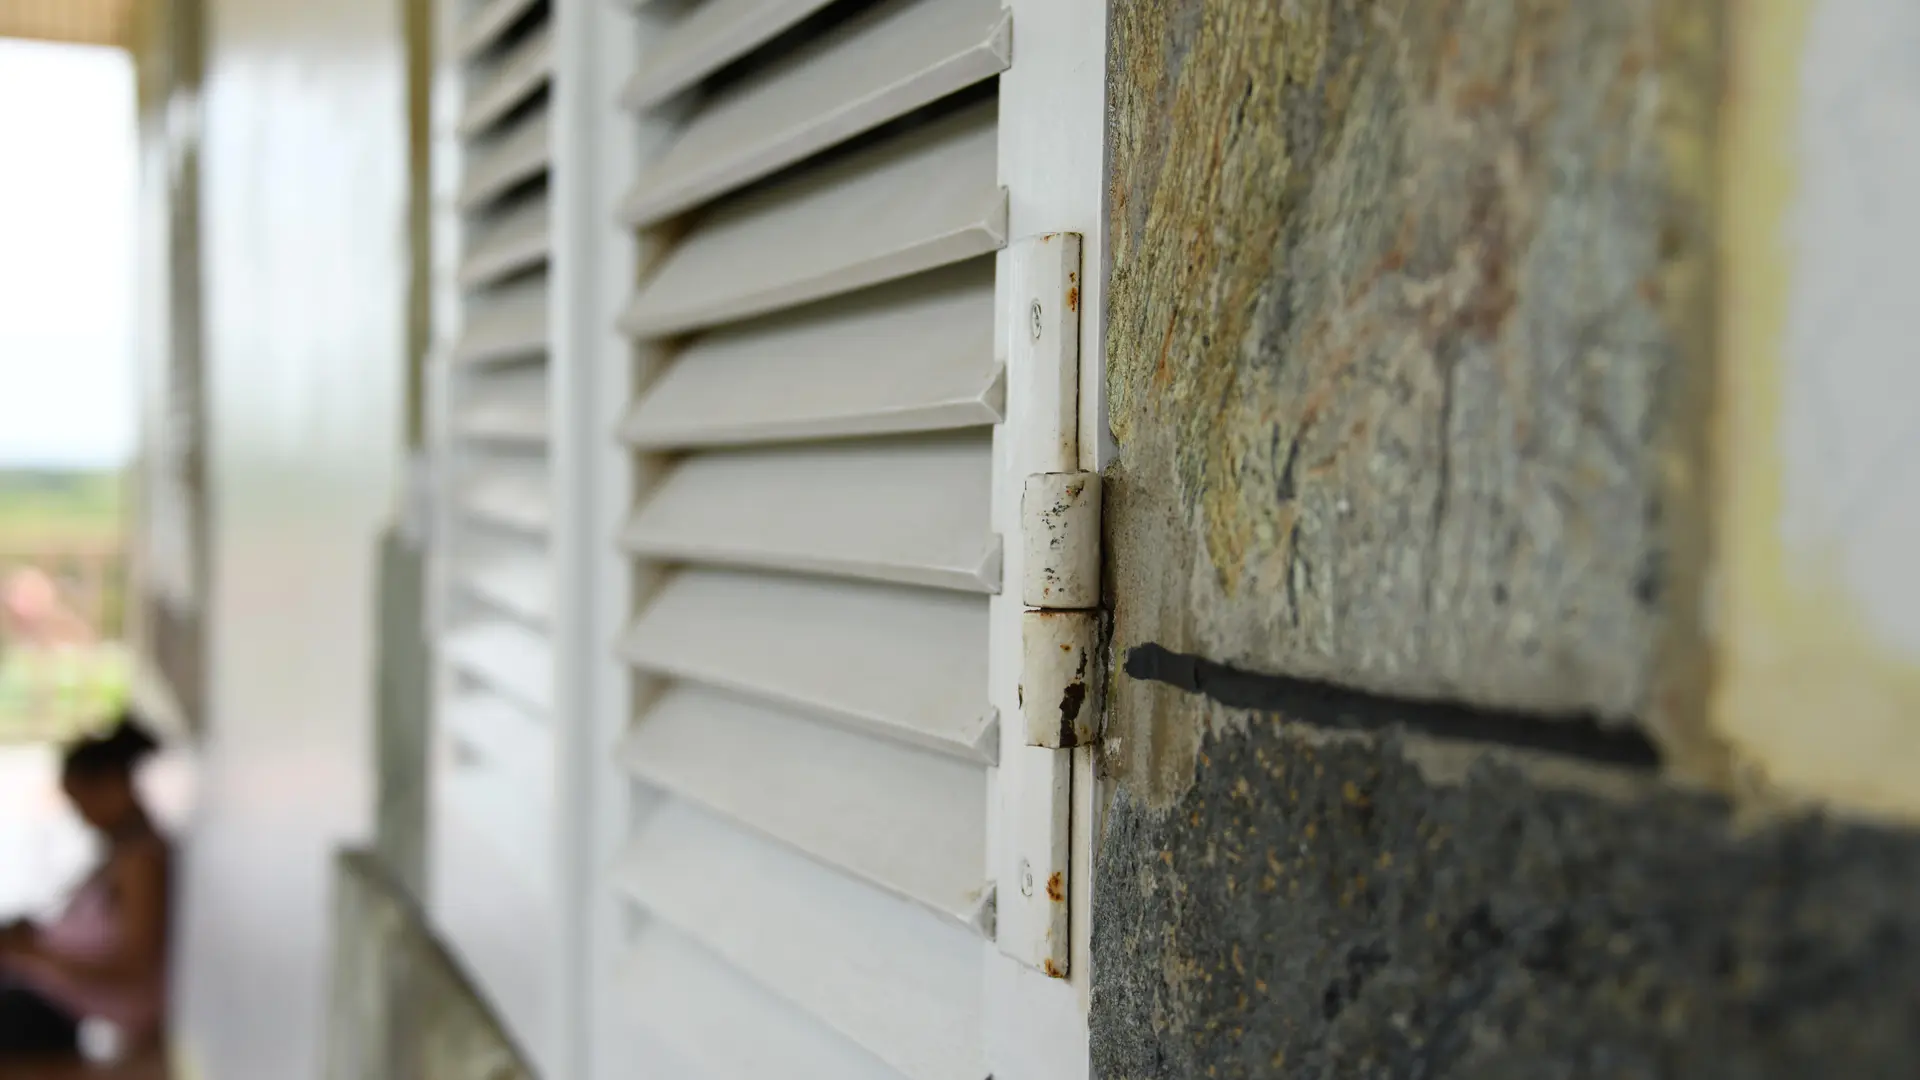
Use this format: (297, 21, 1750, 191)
(1103, 0, 1720, 777)
(326, 850, 532, 1080)
(1093, 707, 1920, 1079)
(325, 851, 404, 1080)
(373, 528, 430, 897)
(1097, 0, 1920, 1075)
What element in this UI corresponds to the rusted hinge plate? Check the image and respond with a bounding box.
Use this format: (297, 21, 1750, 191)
(994, 233, 1089, 980)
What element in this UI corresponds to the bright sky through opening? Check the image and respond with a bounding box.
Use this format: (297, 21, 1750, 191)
(0, 38, 136, 470)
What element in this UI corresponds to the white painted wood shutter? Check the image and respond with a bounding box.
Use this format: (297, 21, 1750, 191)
(421, 0, 1105, 1075)
(606, 1, 1020, 1076)
(427, 0, 565, 1069)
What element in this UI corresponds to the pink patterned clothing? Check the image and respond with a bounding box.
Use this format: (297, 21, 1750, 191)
(1, 840, 168, 1040)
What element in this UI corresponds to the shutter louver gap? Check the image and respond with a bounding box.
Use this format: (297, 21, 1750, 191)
(617, 0, 841, 113)
(458, 22, 556, 136)
(458, 195, 552, 288)
(457, 109, 553, 210)
(456, 0, 544, 58)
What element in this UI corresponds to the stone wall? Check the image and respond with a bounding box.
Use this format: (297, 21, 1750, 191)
(1104, 0, 1719, 758)
(1095, 0, 1920, 1075)
(1092, 700, 1920, 1079)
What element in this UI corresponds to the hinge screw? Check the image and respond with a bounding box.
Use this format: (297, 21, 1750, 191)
(1029, 300, 1044, 340)
(1020, 860, 1035, 897)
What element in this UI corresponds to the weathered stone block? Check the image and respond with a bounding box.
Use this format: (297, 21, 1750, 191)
(1105, 0, 1721, 741)
(1092, 700, 1920, 1079)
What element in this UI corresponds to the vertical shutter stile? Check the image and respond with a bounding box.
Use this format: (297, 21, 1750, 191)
(610, 2, 1014, 1078)
(429, 0, 561, 1069)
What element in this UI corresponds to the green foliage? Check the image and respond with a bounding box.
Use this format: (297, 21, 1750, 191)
(0, 468, 128, 742)
(0, 468, 124, 537)
(0, 645, 129, 743)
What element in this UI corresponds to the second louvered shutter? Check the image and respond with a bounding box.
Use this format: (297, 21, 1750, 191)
(428, 0, 561, 1069)
(611, 2, 1012, 1076)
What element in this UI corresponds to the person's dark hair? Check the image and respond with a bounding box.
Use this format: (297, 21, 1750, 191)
(62, 710, 162, 779)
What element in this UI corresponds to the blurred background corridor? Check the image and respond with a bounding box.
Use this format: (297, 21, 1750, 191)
(0, 36, 136, 747)
(0, 25, 187, 1078)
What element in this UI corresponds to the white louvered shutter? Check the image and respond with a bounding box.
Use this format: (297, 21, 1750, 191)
(607, 1, 1017, 1076)
(428, 0, 564, 1069)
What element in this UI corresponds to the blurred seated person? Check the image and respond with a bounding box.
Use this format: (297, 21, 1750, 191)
(0, 714, 168, 1060)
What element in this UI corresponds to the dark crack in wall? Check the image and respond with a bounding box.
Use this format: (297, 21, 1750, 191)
(1092, 705, 1920, 1079)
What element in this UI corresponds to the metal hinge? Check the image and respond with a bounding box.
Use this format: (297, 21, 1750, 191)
(1020, 472, 1101, 748)
(996, 233, 1098, 980)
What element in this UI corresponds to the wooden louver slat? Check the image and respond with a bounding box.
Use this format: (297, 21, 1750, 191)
(620, 683, 992, 931)
(619, 926, 906, 1080)
(621, 0, 1012, 228)
(460, 466, 550, 534)
(622, 260, 1001, 449)
(458, 110, 552, 211)
(460, 196, 552, 288)
(623, 569, 996, 763)
(620, 100, 1006, 338)
(455, 370, 549, 442)
(617, 799, 987, 1080)
(456, 549, 551, 623)
(451, 276, 548, 364)
(623, 431, 999, 593)
(442, 620, 554, 712)
(442, 693, 553, 854)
